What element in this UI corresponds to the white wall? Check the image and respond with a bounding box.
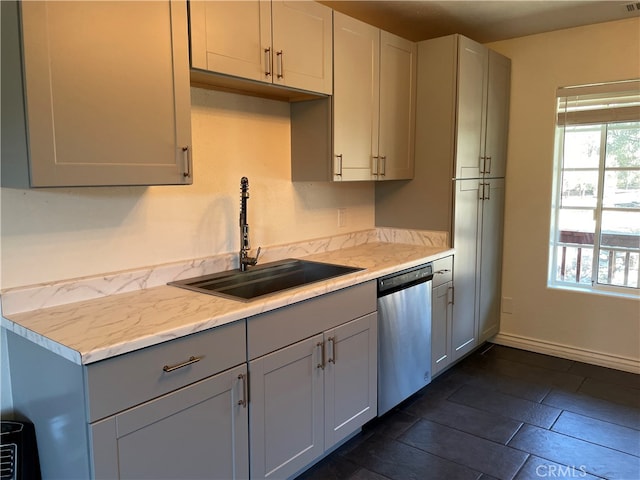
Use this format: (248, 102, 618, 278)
(0, 87, 375, 290)
(487, 18, 640, 369)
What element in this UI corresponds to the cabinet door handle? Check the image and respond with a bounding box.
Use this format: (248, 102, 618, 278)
(238, 373, 248, 408)
(478, 183, 485, 200)
(448, 285, 455, 305)
(327, 336, 335, 364)
(485, 155, 492, 174)
(316, 341, 325, 369)
(485, 182, 491, 200)
(380, 156, 386, 176)
(264, 48, 272, 77)
(182, 146, 191, 178)
(372, 155, 379, 175)
(335, 154, 343, 177)
(162, 355, 202, 373)
(276, 50, 283, 79)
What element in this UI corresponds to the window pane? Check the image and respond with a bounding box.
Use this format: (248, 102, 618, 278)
(556, 245, 593, 285)
(563, 126, 601, 169)
(598, 211, 640, 288)
(560, 170, 599, 208)
(598, 251, 639, 288)
(601, 210, 640, 242)
(605, 122, 640, 168)
(558, 208, 595, 237)
(602, 170, 640, 208)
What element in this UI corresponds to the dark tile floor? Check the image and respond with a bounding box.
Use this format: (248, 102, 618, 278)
(296, 343, 640, 480)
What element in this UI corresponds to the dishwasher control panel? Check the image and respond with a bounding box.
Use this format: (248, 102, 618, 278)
(378, 263, 433, 295)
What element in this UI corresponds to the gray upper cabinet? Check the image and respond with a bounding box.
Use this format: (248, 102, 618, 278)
(332, 12, 379, 181)
(456, 36, 510, 180)
(20, 1, 192, 187)
(189, 0, 333, 96)
(291, 12, 416, 182)
(378, 30, 417, 180)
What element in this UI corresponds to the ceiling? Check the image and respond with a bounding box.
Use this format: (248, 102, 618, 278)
(318, 1, 640, 43)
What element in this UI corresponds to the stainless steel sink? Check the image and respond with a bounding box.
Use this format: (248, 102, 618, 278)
(168, 258, 362, 301)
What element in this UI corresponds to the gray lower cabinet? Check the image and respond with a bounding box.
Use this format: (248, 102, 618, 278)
(247, 282, 378, 479)
(250, 313, 377, 480)
(478, 179, 506, 343)
(5, 320, 247, 479)
(431, 256, 454, 377)
(249, 333, 325, 479)
(91, 364, 249, 479)
(451, 178, 505, 360)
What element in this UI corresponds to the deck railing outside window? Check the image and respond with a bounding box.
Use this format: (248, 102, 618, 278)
(556, 230, 639, 288)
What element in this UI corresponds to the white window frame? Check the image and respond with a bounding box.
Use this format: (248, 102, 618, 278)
(548, 80, 640, 298)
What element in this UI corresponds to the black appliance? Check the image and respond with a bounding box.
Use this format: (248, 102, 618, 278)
(1, 420, 41, 480)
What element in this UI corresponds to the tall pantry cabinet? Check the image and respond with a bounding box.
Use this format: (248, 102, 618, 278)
(375, 34, 511, 367)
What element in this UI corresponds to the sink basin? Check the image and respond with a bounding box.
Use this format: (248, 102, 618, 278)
(168, 258, 362, 301)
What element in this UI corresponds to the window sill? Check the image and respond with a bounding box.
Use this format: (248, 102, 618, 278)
(547, 282, 640, 300)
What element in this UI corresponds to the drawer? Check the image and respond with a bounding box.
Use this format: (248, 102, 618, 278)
(247, 281, 376, 360)
(86, 320, 246, 422)
(432, 255, 453, 288)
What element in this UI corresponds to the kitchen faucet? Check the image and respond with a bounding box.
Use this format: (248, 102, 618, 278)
(239, 176, 261, 272)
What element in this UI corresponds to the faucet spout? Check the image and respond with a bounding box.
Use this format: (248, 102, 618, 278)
(239, 177, 261, 272)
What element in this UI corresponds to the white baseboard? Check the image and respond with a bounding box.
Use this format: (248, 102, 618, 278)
(491, 333, 640, 374)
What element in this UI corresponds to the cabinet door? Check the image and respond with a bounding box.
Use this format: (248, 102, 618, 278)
(455, 36, 488, 180)
(478, 178, 505, 342)
(189, 0, 271, 83)
(20, 1, 192, 186)
(324, 313, 377, 449)
(249, 334, 324, 480)
(484, 51, 511, 178)
(91, 365, 249, 479)
(332, 12, 378, 181)
(432, 282, 453, 377)
(271, 0, 332, 94)
(451, 179, 482, 360)
(378, 31, 416, 180)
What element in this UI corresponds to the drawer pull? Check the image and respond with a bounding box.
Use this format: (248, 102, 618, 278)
(435, 269, 451, 275)
(162, 355, 202, 373)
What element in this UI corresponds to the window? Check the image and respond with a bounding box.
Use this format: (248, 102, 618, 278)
(549, 80, 640, 296)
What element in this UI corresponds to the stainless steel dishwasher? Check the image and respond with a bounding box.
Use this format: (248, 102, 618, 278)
(377, 263, 433, 415)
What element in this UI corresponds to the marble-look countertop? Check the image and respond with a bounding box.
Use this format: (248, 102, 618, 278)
(2, 241, 453, 365)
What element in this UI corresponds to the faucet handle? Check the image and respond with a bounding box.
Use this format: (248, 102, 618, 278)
(254, 247, 262, 264)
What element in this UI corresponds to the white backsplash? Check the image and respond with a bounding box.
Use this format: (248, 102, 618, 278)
(0, 228, 447, 316)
